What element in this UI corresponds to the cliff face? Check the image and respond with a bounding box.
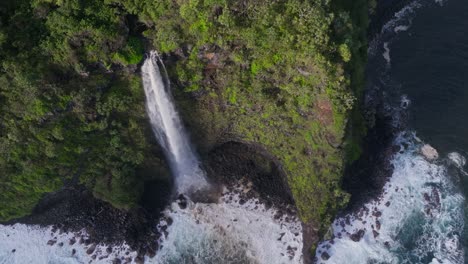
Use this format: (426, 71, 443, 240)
(0, 0, 369, 253)
(155, 0, 369, 236)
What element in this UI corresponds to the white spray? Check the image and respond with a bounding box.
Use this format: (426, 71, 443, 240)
(141, 51, 209, 195)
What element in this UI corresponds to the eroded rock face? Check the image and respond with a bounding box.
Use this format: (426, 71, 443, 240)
(421, 144, 439, 160)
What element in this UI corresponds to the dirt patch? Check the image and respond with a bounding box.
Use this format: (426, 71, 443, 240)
(315, 98, 333, 126)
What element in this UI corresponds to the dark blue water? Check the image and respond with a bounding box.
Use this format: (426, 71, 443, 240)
(390, 0, 468, 261)
(391, 0, 468, 155)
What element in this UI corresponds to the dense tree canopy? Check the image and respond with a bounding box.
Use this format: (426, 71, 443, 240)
(0, 0, 161, 220)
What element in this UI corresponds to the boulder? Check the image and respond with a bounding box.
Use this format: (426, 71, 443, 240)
(421, 144, 438, 160)
(350, 229, 365, 242)
(321, 252, 330, 260)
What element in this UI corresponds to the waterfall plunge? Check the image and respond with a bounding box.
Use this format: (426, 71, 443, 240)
(142, 51, 209, 195)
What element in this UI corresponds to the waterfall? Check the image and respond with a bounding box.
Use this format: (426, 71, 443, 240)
(141, 51, 209, 195)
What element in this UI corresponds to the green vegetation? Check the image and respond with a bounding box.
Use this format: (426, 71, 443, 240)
(0, 0, 167, 220)
(111, 0, 368, 228)
(0, 0, 369, 247)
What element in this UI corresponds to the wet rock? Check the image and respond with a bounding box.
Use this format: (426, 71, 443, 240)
(286, 245, 296, 259)
(106, 247, 113, 254)
(177, 194, 188, 209)
(372, 230, 379, 238)
(11, 249, 16, 253)
(135, 255, 145, 264)
(425, 208, 432, 215)
(321, 252, 330, 260)
(375, 220, 381, 230)
(72, 249, 76, 255)
(385, 201, 391, 207)
(350, 229, 365, 242)
(58, 242, 64, 247)
(113, 259, 122, 264)
(278, 232, 286, 241)
(86, 244, 96, 255)
(47, 240, 57, 246)
(432, 187, 441, 207)
(69, 238, 76, 245)
(423, 193, 430, 201)
(373, 211, 382, 218)
(147, 248, 157, 258)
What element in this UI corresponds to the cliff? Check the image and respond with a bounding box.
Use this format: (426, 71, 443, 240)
(0, 0, 369, 254)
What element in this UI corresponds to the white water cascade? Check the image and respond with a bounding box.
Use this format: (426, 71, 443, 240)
(141, 51, 209, 195)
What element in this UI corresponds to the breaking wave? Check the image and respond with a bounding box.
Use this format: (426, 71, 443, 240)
(316, 133, 465, 264)
(0, 186, 302, 264)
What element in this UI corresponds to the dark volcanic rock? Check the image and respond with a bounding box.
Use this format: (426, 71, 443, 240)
(321, 251, 330, 261)
(177, 194, 188, 209)
(86, 244, 96, 255)
(372, 230, 379, 238)
(205, 141, 304, 262)
(350, 229, 365, 242)
(373, 211, 382, 218)
(204, 141, 295, 207)
(342, 115, 396, 213)
(5, 185, 166, 260)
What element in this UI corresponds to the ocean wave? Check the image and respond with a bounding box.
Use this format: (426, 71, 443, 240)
(316, 133, 465, 264)
(0, 186, 302, 264)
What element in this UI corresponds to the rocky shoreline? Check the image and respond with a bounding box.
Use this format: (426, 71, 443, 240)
(1, 141, 300, 263)
(2, 185, 163, 263)
(340, 0, 416, 214)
